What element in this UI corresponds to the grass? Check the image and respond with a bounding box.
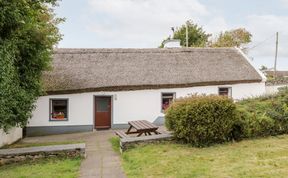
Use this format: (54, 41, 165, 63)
(0, 140, 85, 177)
(0, 157, 82, 178)
(1, 141, 84, 149)
(110, 137, 121, 153)
(111, 135, 288, 178)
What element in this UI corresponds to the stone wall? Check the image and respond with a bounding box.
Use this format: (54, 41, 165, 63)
(0, 127, 22, 148)
(0, 143, 85, 165)
(0, 149, 83, 165)
(265, 84, 288, 95)
(120, 133, 172, 152)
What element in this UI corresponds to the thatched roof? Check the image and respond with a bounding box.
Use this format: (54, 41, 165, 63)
(265, 71, 288, 78)
(264, 71, 288, 86)
(43, 48, 263, 94)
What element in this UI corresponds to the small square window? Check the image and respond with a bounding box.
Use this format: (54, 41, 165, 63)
(161, 93, 175, 111)
(50, 99, 68, 121)
(219, 87, 232, 97)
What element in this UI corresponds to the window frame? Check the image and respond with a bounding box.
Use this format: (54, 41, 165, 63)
(218, 87, 232, 98)
(161, 92, 176, 113)
(49, 98, 69, 121)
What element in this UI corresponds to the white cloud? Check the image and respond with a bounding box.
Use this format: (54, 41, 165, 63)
(246, 15, 288, 57)
(89, 0, 209, 18)
(204, 17, 229, 34)
(242, 14, 288, 69)
(281, 0, 288, 7)
(85, 0, 288, 68)
(86, 0, 214, 47)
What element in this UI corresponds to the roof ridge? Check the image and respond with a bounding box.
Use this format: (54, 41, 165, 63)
(53, 47, 236, 54)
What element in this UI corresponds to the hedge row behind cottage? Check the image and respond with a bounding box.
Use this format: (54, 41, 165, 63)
(165, 88, 288, 147)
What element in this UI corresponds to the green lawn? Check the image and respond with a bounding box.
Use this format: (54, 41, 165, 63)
(1, 141, 84, 149)
(112, 135, 288, 178)
(0, 157, 82, 178)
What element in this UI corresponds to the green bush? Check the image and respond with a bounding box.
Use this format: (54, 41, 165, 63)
(165, 87, 288, 147)
(235, 108, 276, 138)
(165, 94, 238, 147)
(235, 87, 288, 138)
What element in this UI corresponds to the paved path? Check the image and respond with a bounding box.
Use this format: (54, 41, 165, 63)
(79, 131, 126, 178)
(22, 130, 126, 178)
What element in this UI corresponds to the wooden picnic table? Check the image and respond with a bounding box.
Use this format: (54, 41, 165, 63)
(126, 120, 160, 137)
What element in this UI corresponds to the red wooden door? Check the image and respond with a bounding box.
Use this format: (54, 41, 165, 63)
(95, 96, 111, 129)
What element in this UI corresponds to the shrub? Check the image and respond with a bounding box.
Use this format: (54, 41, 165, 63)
(235, 86, 288, 138)
(235, 108, 276, 138)
(165, 94, 238, 147)
(165, 87, 288, 147)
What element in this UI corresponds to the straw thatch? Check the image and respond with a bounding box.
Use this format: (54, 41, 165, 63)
(43, 48, 263, 94)
(265, 71, 288, 78)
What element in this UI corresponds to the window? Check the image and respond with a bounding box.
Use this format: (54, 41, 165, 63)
(161, 93, 175, 111)
(50, 99, 68, 121)
(96, 97, 110, 112)
(218, 87, 232, 97)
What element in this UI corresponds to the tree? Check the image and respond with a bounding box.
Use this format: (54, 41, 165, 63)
(259, 65, 268, 71)
(211, 28, 252, 48)
(160, 20, 210, 48)
(0, 0, 63, 131)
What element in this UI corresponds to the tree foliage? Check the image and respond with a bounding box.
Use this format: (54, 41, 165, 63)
(0, 0, 63, 131)
(211, 28, 252, 47)
(160, 20, 210, 48)
(160, 22, 252, 49)
(259, 65, 268, 71)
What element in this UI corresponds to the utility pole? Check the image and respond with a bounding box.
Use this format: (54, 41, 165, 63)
(171, 27, 175, 39)
(274, 32, 279, 79)
(186, 21, 189, 47)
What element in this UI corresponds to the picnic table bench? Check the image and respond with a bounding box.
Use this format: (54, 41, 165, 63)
(115, 130, 129, 138)
(115, 120, 160, 138)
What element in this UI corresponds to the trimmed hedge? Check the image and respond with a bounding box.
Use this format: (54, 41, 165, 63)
(165, 94, 238, 147)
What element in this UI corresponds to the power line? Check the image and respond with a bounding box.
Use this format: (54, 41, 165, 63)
(248, 33, 275, 50)
(274, 32, 279, 78)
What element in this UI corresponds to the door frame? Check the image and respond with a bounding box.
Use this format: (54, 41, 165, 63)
(93, 95, 113, 129)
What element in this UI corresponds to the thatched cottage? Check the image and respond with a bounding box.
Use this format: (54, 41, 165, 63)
(26, 47, 266, 136)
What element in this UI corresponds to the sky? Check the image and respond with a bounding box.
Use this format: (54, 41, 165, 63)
(54, 0, 288, 70)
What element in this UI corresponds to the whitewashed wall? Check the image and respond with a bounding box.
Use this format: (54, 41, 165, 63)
(28, 82, 265, 127)
(0, 127, 22, 147)
(266, 84, 288, 95)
